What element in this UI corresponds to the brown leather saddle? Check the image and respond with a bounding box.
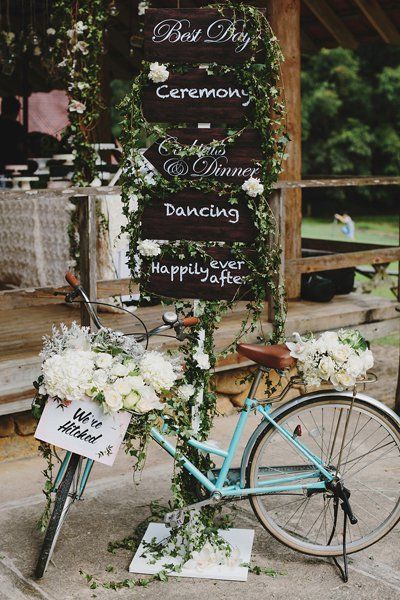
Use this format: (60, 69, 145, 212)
(237, 343, 296, 370)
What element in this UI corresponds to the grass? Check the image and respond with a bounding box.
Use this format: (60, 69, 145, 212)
(373, 333, 399, 347)
(302, 215, 399, 300)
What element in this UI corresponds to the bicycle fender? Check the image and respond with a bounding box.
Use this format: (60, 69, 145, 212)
(239, 389, 400, 488)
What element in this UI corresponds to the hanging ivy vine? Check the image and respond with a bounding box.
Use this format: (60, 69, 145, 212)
(117, 0, 289, 569)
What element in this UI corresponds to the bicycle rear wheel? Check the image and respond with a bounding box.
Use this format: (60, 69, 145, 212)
(35, 453, 81, 578)
(247, 396, 400, 557)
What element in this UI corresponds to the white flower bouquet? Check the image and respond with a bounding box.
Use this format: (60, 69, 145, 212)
(33, 323, 181, 415)
(286, 329, 374, 390)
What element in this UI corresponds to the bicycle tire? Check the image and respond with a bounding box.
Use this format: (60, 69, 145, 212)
(35, 453, 81, 578)
(246, 396, 400, 557)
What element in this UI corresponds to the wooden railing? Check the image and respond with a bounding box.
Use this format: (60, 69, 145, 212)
(0, 176, 399, 311)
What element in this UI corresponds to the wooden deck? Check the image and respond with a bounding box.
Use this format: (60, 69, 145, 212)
(0, 293, 398, 415)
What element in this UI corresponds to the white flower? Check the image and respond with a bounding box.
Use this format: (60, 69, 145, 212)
(77, 81, 90, 90)
(242, 177, 264, 198)
(114, 377, 134, 396)
(124, 360, 139, 374)
(67, 28, 75, 39)
(137, 239, 161, 257)
(95, 353, 113, 369)
(138, 1, 149, 16)
(103, 385, 123, 412)
(46, 28, 56, 35)
(193, 348, 210, 370)
(331, 372, 356, 391)
(362, 349, 374, 371)
(144, 172, 156, 186)
(347, 354, 364, 378)
(68, 99, 86, 114)
(178, 383, 196, 401)
(140, 351, 177, 392)
(4, 31, 15, 43)
(135, 385, 163, 412)
(91, 368, 109, 390)
(34, 46, 42, 56)
(123, 391, 140, 410)
(148, 62, 170, 83)
(38, 385, 47, 395)
(112, 362, 129, 377)
(75, 20, 88, 35)
(42, 349, 95, 402)
(58, 58, 67, 68)
(330, 344, 351, 364)
(318, 355, 335, 380)
(129, 194, 139, 212)
(74, 40, 89, 55)
(286, 332, 309, 360)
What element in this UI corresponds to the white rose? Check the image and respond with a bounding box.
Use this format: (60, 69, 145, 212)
(95, 353, 113, 369)
(137, 239, 161, 257)
(331, 372, 356, 391)
(347, 354, 364, 378)
(135, 385, 163, 413)
(318, 356, 335, 380)
(68, 99, 86, 114)
(330, 344, 351, 364)
(362, 349, 374, 371)
(148, 62, 170, 83)
(123, 391, 140, 410)
(112, 362, 129, 377)
(103, 385, 123, 412)
(114, 377, 134, 396)
(241, 177, 264, 198)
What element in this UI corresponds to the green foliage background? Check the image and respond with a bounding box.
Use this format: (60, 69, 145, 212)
(302, 45, 400, 215)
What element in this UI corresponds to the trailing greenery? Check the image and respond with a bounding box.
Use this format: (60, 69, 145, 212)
(46, 0, 114, 185)
(117, 0, 288, 570)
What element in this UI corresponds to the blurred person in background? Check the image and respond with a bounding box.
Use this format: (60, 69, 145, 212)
(0, 96, 27, 173)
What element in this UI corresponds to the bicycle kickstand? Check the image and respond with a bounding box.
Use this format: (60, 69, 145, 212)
(328, 497, 350, 583)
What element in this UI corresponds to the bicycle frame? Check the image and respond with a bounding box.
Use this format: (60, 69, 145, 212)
(53, 392, 334, 501)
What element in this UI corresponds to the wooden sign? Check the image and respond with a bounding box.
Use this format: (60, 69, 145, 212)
(35, 398, 131, 466)
(144, 9, 265, 65)
(141, 190, 257, 242)
(142, 69, 252, 125)
(143, 128, 263, 183)
(145, 247, 254, 301)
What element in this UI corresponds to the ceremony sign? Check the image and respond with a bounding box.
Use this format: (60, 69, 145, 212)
(35, 398, 131, 466)
(143, 69, 252, 124)
(144, 8, 265, 64)
(146, 247, 254, 301)
(143, 128, 263, 183)
(141, 190, 257, 242)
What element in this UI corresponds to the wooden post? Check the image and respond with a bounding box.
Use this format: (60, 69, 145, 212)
(78, 196, 97, 329)
(268, 0, 302, 299)
(268, 189, 285, 324)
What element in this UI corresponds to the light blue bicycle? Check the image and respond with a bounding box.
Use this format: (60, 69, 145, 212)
(35, 274, 400, 580)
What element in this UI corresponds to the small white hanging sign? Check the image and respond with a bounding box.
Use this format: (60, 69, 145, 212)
(34, 397, 131, 466)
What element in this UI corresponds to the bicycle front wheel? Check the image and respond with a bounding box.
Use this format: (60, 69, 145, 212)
(35, 453, 82, 578)
(247, 396, 400, 557)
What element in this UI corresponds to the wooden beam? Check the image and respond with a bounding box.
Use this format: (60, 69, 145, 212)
(286, 247, 400, 275)
(302, 237, 396, 253)
(304, 0, 358, 49)
(269, 0, 302, 299)
(353, 0, 400, 45)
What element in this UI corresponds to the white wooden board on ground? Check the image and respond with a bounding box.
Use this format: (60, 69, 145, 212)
(34, 397, 131, 466)
(129, 523, 255, 581)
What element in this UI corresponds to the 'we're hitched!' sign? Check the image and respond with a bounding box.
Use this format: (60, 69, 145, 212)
(35, 398, 131, 466)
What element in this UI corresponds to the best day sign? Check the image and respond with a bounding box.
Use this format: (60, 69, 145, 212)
(35, 398, 132, 466)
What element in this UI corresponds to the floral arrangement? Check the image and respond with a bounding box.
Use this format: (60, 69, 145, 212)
(286, 329, 374, 390)
(33, 323, 181, 416)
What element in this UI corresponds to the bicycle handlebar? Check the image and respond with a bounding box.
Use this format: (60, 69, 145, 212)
(65, 272, 80, 289)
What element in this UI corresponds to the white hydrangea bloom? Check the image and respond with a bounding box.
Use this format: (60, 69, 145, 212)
(138, 239, 161, 257)
(178, 383, 196, 401)
(140, 350, 177, 392)
(148, 62, 170, 83)
(242, 177, 264, 197)
(42, 349, 95, 402)
(193, 348, 211, 370)
(95, 353, 113, 369)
